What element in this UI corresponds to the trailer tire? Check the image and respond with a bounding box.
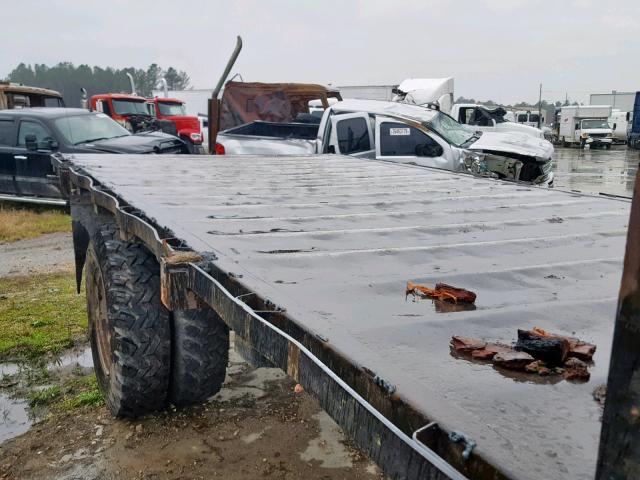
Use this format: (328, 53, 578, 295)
(85, 220, 171, 418)
(170, 309, 229, 406)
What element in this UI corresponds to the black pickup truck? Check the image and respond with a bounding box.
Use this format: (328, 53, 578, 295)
(0, 108, 187, 203)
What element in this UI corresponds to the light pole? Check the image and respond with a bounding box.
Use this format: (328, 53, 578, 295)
(538, 83, 542, 128)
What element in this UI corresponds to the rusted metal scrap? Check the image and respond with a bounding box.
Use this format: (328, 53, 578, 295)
(493, 351, 535, 370)
(531, 327, 596, 361)
(471, 343, 513, 360)
(451, 327, 597, 380)
(516, 329, 569, 366)
(406, 281, 476, 304)
(564, 357, 591, 381)
(451, 336, 486, 352)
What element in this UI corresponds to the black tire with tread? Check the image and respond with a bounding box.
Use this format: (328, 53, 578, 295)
(170, 309, 229, 406)
(85, 219, 171, 418)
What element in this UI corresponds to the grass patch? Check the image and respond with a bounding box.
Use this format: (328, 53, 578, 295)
(0, 204, 70, 243)
(59, 374, 104, 410)
(27, 385, 62, 407)
(0, 271, 87, 360)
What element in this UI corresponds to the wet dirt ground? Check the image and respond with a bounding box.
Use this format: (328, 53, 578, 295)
(0, 234, 384, 480)
(1, 346, 384, 480)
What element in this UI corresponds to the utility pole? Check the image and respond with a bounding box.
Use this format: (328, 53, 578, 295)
(538, 83, 542, 128)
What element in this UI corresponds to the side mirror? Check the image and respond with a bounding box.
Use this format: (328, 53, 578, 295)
(25, 134, 38, 151)
(415, 143, 444, 158)
(45, 138, 59, 151)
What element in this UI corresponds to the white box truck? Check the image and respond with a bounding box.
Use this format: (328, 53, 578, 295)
(559, 105, 613, 148)
(609, 109, 629, 144)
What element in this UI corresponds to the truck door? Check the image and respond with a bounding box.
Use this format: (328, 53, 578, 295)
(0, 117, 18, 196)
(374, 116, 452, 170)
(328, 113, 374, 158)
(14, 119, 59, 198)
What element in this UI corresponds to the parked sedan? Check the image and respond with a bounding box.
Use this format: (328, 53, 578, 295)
(0, 108, 188, 201)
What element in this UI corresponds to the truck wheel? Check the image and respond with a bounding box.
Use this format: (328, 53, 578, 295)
(85, 221, 171, 418)
(170, 309, 229, 406)
(605, 144, 612, 150)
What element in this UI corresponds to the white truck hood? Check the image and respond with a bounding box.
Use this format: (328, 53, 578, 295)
(500, 121, 544, 139)
(467, 131, 554, 160)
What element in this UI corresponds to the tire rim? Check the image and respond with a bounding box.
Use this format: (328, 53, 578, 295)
(87, 249, 112, 376)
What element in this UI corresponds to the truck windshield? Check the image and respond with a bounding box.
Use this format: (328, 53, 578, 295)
(582, 119, 610, 129)
(427, 112, 475, 147)
(112, 100, 150, 116)
(158, 102, 186, 116)
(54, 113, 130, 145)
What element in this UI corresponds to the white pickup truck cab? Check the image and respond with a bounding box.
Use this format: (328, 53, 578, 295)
(217, 99, 554, 185)
(450, 104, 545, 139)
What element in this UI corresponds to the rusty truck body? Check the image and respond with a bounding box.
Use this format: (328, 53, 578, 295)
(0, 82, 64, 110)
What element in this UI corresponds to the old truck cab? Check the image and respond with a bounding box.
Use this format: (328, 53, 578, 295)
(0, 82, 64, 110)
(89, 93, 160, 134)
(147, 97, 204, 153)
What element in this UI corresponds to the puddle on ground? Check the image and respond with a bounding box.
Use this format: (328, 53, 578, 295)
(0, 393, 32, 443)
(300, 411, 353, 469)
(0, 345, 93, 445)
(48, 346, 94, 371)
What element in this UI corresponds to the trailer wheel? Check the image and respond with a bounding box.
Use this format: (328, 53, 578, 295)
(85, 221, 171, 417)
(170, 309, 229, 406)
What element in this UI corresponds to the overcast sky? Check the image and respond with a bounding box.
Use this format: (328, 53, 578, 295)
(3, 0, 639, 104)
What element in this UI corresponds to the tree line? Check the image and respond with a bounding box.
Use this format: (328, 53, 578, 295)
(2, 62, 191, 107)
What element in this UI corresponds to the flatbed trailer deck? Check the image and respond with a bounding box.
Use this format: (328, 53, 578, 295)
(55, 153, 632, 479)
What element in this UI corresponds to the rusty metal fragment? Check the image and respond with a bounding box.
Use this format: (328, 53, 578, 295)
(407, 281, 477, 304)
(564, 357, 591, 381)
(493, 351, 535, 370)
(525, 360, 551, 376)
(450, 336, 486, 352)
(516, 329, 569, 366)
(471, 343, 512, 361)
(531, 327, 597, 361)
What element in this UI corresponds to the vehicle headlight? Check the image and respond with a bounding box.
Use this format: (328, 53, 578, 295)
(463, 152, 488, 174)
(189, 133, 202, 142)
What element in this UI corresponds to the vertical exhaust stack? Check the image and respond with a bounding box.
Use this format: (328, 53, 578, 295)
(80, 88, 88, 109)
(126, 72, 137, 96)
(159, 78, 168, 98)
(208, 35, 243, 154)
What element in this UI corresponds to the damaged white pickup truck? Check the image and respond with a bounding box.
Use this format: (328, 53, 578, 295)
(216, 98, 554, 185)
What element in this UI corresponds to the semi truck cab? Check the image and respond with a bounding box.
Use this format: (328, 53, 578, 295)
(147, 97, 204, 153)
(90, 93, 159, 133)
